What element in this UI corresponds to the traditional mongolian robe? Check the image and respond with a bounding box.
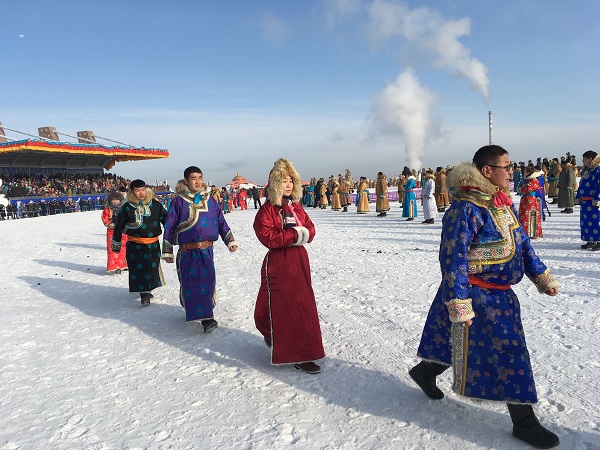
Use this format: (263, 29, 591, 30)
(253, 201, 325, 364)
(421, 175, 437, 221)
(356, 180, 370, 214)
(547, 164, 560, 200)
(101, 205, 127, 272)
(320, 183, 329, 207)
(375, 174, 390, 213)
(305, 185, 315, 207)
(222, 190, 231, 213)
(402, 176, 418, 218)
(162, 183, 237, 322)
(576, 155, 600, 243)
(339, 179, 350, 208)
(397, 177, 405, 205)
(558, 164, 576, 209)
(434, 169, 449, 208)
(519, 174, 543, 239)
(330, 181, 341, 211)
(534, 170, 547, 220)
(416, 163, 559, 404)
(512, 168, 523, 193)
(238, 189, 248, 210)
(113, 188, 168, 293)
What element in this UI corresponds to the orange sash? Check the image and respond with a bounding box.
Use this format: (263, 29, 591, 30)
(469, 274, 511, 290)
(127, 236, 159, 244)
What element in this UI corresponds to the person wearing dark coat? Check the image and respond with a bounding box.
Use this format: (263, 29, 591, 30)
(112, 179, 168, 306)
(251, 186, 261, 209)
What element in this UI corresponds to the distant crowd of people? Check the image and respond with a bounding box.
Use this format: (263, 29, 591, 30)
(0, 172, 171, 220)
(0, 172, 170, 198)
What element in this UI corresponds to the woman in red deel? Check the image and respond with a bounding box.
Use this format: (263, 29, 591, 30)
(253, 158, 325, 374)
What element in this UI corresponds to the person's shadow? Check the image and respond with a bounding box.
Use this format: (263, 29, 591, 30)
(20, 275, 586, 449)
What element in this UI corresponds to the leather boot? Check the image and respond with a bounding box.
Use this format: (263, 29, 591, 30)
(408, 361, 448, 400)
(507, 403, 559, 449)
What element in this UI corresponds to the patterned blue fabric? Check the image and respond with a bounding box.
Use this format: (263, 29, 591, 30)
(535, 175, 546, 220)
(576, 165, 600, 242)
(417, 194, 550, 403)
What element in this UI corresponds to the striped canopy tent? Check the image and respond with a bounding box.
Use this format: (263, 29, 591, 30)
(0, 139, 169, 170)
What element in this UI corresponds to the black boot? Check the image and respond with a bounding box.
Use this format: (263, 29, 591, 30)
(507, 404, 559, 449)
(202, 318, 218, 333)
(343, 206, 348, 212)
(377, 212, 387, 217)
(581, 241, 595, 249)
(140, 292, 152, 306)
(408, 361, 448, 400)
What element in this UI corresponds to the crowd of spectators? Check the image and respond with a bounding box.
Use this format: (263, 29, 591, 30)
(0, 171, 171, 220)
(0, 172, 132, 197)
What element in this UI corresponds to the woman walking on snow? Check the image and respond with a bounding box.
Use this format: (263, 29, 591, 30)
(253, 158, 325, 374)
(101, 192, 128, 273)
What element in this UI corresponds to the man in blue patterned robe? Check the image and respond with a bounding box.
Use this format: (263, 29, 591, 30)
(409, 145, 561, 449)
(576, 151, 600, 250)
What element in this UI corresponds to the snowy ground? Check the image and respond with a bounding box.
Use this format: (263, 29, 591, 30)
(1, 198, 599, 450)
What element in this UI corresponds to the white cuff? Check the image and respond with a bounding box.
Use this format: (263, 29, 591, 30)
(293, 226, 309, 246)
(162, 253, 174, 260)
(227, 240, 238, 250)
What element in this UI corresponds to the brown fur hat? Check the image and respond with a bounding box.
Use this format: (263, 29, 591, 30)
(266, 158, 303, 206)
(127, 186, 155, 205)
(107, 192, 123, 203)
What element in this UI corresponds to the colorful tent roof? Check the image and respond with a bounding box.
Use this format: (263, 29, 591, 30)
(0, 139, 169, 170)
(229, 172, 254, 188)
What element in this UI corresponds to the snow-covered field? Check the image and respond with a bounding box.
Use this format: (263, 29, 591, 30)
(1, 198, 599, 450)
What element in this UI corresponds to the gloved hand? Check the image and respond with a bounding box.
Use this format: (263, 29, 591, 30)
(111, 240, 122, 253)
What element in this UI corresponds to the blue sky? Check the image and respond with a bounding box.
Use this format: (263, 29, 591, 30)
(1, 0, 598, 187)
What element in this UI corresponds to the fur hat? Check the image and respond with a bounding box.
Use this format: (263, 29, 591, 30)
(107, 192, 123, 203)
(266, 158, 303, 206)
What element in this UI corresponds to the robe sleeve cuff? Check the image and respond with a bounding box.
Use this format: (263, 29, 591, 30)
(533, 269, 560, 293)
(162, 239, 174, 255)
(293, 226, 309, 246)
(445, 298, 475, 323)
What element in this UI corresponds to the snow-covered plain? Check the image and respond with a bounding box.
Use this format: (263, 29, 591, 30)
(1, 198, 599, 450)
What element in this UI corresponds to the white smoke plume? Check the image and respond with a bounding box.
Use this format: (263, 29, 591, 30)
(324, 0, 490, 167)
(365, 0, 490, 100)
(370, 69, 438, 169)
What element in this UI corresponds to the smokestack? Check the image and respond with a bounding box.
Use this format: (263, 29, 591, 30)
(488, 111, 493, 145)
